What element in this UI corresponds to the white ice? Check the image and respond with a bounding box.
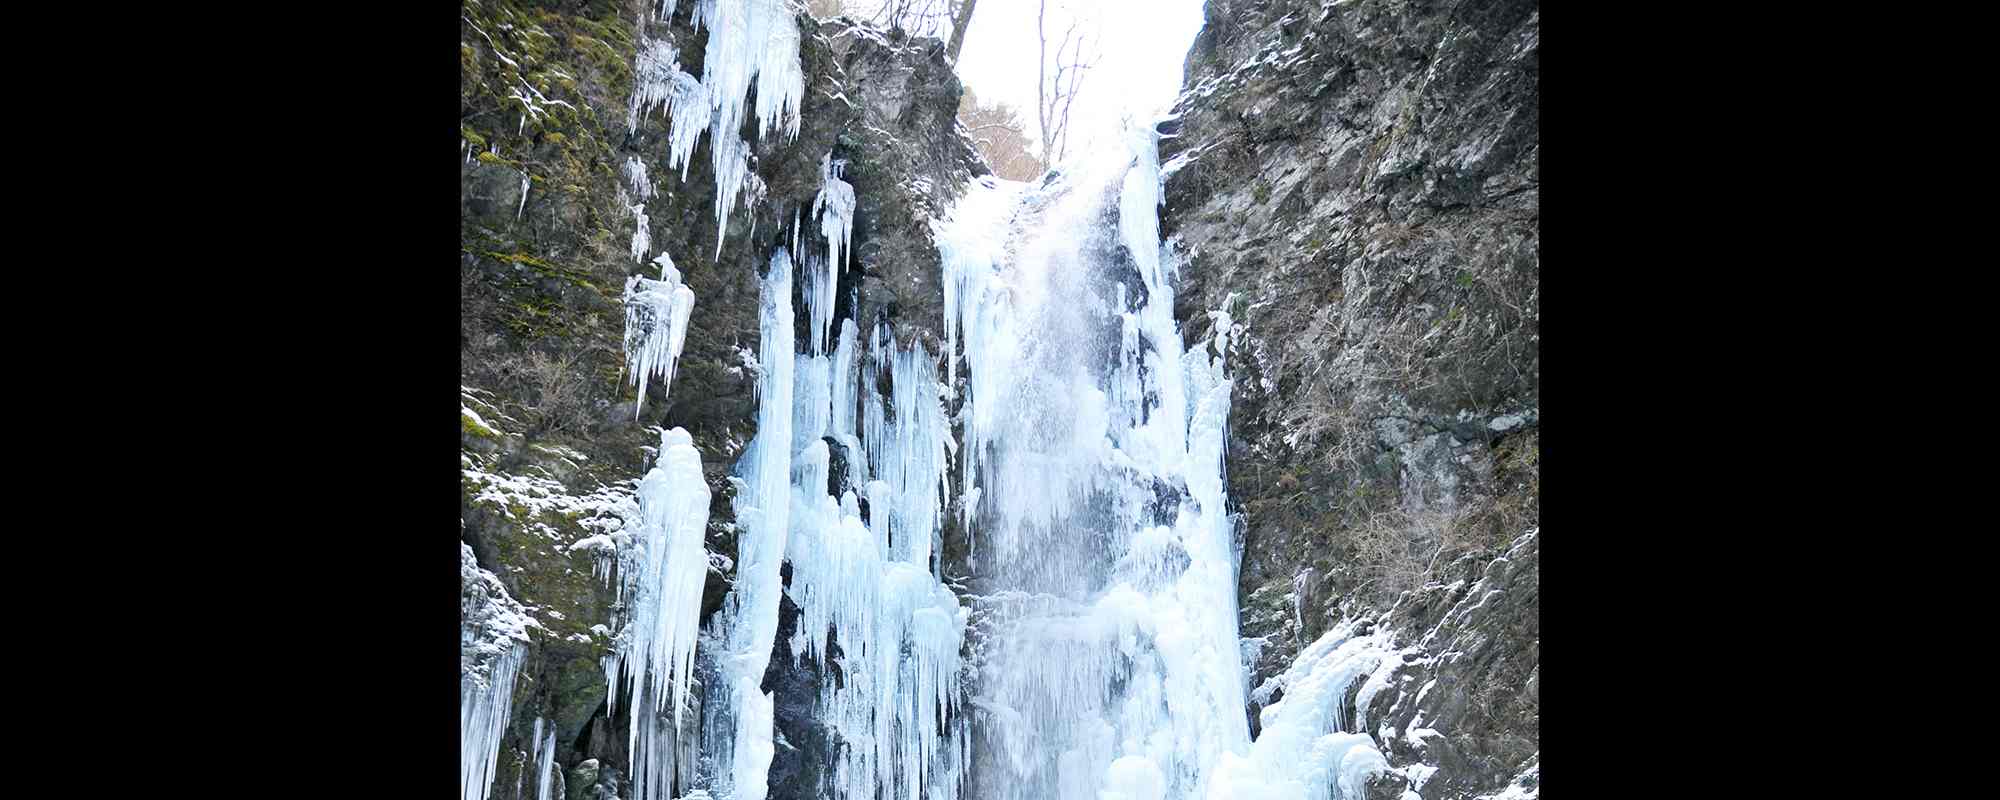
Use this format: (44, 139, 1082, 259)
(625, 266, 697, 418)
(605, 427, 715, 800)
(461, 543, 533, 800)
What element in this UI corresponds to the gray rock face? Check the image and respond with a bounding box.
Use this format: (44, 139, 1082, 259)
(1161, 0, 1538, 795)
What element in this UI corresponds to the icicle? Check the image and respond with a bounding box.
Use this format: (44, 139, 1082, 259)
(624, 265, 696, 418)
(810, 154, 855, 353)
(626, 2, 803, 255)
(461, 544, 532, 800)
(628, 37, 683, 135)
(533, 719, 559, 800)
(606, 427, 714, 800)
(711, 133, 749, 257)
(627, 155, 657, 201)
(631, 203, 653, 263)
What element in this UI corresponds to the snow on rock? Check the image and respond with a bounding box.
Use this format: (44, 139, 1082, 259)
(1477, 758, 1539, 800)
(460, 466, 634, 545)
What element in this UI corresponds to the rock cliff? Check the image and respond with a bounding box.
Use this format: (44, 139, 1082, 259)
(1161, 0, 1539, 795)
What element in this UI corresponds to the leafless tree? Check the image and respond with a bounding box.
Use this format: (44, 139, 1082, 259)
(959, 88, 1044, 180)
(1035, 0, 1094, 164)
(944, 0, 978, 62)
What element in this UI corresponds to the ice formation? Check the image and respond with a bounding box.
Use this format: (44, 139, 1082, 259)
(628, 155, 657, 201)
(787, 319, 965, 800)
(632, 202, 654, 263)
(477, 6, 1450, 796)
(625, 261, 697, 418)
(680, 183, 969, 800)
(532, 717, 561, 800)
(606, 427, 715, 800)
(700, 248, 798, 800)
(936, 124, 1249, 800)
(461, 543, 534, 800)
(626, 0, 805, 253)
(808, 154, 856, 353)
(1206, 622, 1397, 800)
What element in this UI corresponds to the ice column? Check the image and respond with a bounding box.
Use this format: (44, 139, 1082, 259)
(606, 427, 714, 800)
(702, 248, 796, 800)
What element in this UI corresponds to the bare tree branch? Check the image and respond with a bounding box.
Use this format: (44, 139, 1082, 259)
(946, 0, 978, 62)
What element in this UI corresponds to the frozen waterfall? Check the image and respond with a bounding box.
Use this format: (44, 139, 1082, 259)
(938, 124, 1251, 800)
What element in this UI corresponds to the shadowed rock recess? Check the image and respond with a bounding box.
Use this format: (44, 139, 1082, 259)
(462, 0, 1536, 797)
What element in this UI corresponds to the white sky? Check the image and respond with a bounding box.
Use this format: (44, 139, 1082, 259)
(952, 0, 1208, 163)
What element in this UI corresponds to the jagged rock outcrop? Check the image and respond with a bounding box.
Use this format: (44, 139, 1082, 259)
(1161, 0, 1538, 795)
(461, 3, 977, 797)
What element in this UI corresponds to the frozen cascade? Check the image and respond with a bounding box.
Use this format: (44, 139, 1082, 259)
(462, 543, 534, 800)
(589, 9, 1401, 796)
(700, 248, 798, 800)
(697, 211, 968, 800)
(625, 261, 697, 418)
(936, 124, 1252, 800)
(606, 427, 715, 800)
(795, 321, 964, 800)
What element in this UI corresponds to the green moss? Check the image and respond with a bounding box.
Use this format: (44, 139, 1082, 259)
(463, 410, 502, 439)
(1253, 181, 1272, 204)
